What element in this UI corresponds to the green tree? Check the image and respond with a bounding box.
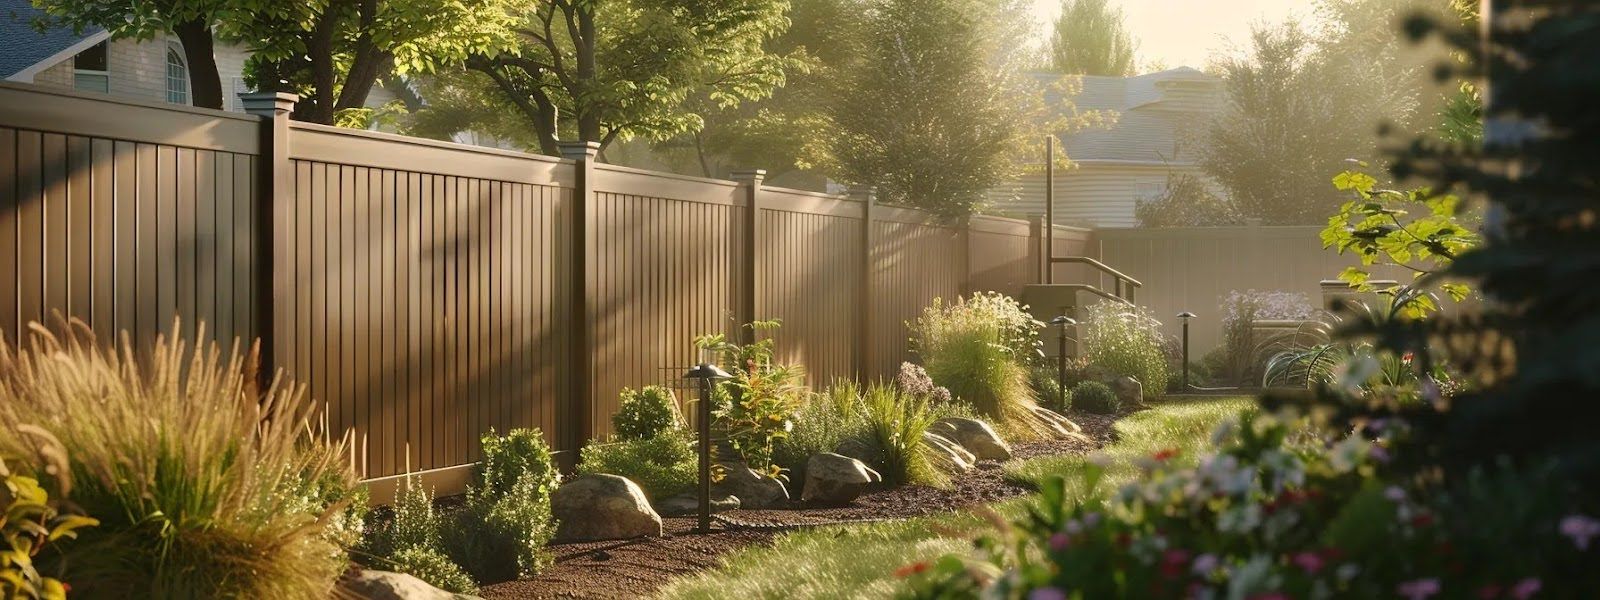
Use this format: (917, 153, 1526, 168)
(439, 0, 795, 157)
(1049, 0, 1137, 76)
(827, 0, 1057, 217)
(30, 0, 515, 124)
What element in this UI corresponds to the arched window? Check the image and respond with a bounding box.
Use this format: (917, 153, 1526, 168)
(166, 47, 189, 105)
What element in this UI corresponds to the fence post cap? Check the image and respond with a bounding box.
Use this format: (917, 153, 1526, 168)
(556, 141, 602, 160)
(846, 183, 877, 201)
(729, 169, 767, 182)
(238, 92, 298, 116)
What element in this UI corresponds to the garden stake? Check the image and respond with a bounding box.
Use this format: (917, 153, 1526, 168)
(1178, 312, 1197, 391)
(685, 362, 731, 533)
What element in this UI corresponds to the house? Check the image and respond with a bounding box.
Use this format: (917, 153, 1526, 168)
(1, 0, 390, 114)
(990, 67, 1224, 228)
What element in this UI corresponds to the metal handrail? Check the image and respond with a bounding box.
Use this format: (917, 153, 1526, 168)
(1047, 283, 1133, 305)
(1048, 256, 1143, 288)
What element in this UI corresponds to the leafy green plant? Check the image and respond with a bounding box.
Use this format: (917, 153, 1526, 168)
(0, 318, 359, 599)
(1, 443, 96, 600)
(1217, 290, 1319, 386)
(388, 546, 478, 595)
(910, 293, 1044, 438)
(613, 386, 682, 441)
(476, 427, 561, 501)
(1079, 301, 1170, 398)
(1069, 381, 1118, 415)
(1322, 167, 1480, 318)
(773, 382, 870, 483)
(696, 320, 808, 479)
(1028, 365, 1066, 412)
(579, 431, 698, 501)
(857, 383, 945, 488)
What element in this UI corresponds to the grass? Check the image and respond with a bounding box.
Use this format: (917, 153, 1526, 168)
(654, 396, 1254, 600)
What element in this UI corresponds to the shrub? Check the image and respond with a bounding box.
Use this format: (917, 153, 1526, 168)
(696, 321, 807, 479)
(578, 430, 698, 501)
(857, 383, 944, 488)
(388, 546, 478, 595)
(1217, 289, 1319, 385)
(910, 293, 1044, 438)
(1079, 302, 1170, 398)
(894, 362, 953, 405)
(1069, 381, 1118, 415)
(0, 318, 360, 599)
(773, 382, 869, 482)
(2, 439, 97, 600)
(445, 428, 559, 582)
(1028, 365, 1066, 411)
(613, 386, 682, 441)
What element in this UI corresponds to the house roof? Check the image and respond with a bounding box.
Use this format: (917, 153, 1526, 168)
(1043, 67, 1223, 165)
(0, 0, 105, 80)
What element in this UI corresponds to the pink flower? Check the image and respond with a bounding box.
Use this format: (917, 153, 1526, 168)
(1292, 551, 1325, 574)
(1049, 532, 1071, 552)
(1246, 594, 1290, 600)
(1160, 549, 1191, 579)
(1511, 577, 1542, 600)
(1029, 588, 1068, 600)
(1397, 578, 1441, 600)
(1559, 514, 1599, 550)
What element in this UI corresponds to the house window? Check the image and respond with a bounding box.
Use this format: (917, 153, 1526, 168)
(73, 41, 109, 93)
(165, 47, 189, 105)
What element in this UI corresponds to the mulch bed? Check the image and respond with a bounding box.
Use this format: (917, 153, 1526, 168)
(480, 410, 1122, 599)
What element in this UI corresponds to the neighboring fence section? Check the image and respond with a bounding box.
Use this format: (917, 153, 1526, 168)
(1089, 226, 1401, 357)
(0, 83, 1078, 498)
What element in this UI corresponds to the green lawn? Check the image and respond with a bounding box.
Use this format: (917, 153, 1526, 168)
(655, 397, 1254, 600)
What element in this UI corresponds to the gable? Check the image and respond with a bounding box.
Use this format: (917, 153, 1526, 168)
(0, 0, 106, 80)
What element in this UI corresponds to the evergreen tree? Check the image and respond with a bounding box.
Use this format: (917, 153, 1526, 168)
(1049, 0, 1137, 76)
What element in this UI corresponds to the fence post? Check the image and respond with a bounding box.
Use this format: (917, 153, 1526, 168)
(730, 170, 766, 344)
(239, 91, 297, 392)
(1028, 214, 1044, 284)
(959, 215, 973, 295)
(559, 141, 601, 459)
(849, 184, 877, 380)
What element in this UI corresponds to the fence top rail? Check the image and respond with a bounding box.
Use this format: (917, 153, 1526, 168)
(0, 81, 262, 153)
(1094, 225, 1325, 240)
(288, 121, 574, 186)
(288, 120, 568, 165)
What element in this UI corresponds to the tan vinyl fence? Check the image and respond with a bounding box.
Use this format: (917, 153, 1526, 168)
(1, 83, 1096, 498)
(1089, 226, 1402, 358)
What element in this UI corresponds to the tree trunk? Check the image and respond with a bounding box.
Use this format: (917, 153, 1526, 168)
(574, 6, 602, 143)
(173, 18, 223, 109)
(294, 13, 341, 123)
(333, 0, 387, 114)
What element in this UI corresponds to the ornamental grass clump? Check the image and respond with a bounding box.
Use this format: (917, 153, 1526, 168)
(773, 381, 870, 483)
(1080, 301, 1170, 399)
(0, 318, 361, 599)
(858, 383, 945, 488)
(910, 293, 1045, 438)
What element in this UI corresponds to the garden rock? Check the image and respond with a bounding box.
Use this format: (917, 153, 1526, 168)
(929, 417, 1012, 461)
(1030, 405, 1085, 439)
(801, 452, 883, 506)
(921, 432, 976, 472)
(342, 569, 481, 600)
(712, 461, 790, 508)
(655, 492, 740, 516)
(1111, 376, 1144, 407)
(550, 474, 663, 542)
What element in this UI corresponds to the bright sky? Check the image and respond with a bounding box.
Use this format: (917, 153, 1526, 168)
(1028, 0, 1313, 70)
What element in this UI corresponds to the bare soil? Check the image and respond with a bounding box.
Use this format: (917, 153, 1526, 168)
(479, 410, 1121, 599)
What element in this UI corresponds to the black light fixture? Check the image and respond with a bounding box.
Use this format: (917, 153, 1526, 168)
(684, 362, 731, 533)
(1048, 315, 1076, 407)
(1177, 311, 1197, 391)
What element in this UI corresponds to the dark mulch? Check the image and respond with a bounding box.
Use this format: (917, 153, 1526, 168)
(480, 410, 1120, 599)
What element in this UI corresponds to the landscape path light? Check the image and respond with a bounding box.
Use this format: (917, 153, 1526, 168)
(1177, 311, 1197, 391)
(1048, 315, 1076, 408)
(683, 361, 732, 533)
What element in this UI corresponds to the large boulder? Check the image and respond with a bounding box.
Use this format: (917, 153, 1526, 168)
(712, 461, 790, 509)
(550, 474, 663, 541)
(1029, 405, 1086, 440)
(802, 452, 882, 506)
(929, 417, 1012, 461)
(1110, 376, 1144, 407)
(655, 492, 741, 517)
(342, 570, 480, 600)
(921, 432, 975, 473)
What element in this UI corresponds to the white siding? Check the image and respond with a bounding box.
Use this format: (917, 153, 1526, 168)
(989, 163, 1205, 228)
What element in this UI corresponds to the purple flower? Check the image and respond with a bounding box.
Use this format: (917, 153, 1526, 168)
(1292, 551, 1325, 574)
(1029, 587, 1068, 600)
(1397, 578, 1441, 600)
(1511, 577, 1542, 600)
(1191, 553, 1219, 575)
(1385, 486, 1407, 503)
(1048, 532, 1071, 552)
(1559, 514, 1599, 550)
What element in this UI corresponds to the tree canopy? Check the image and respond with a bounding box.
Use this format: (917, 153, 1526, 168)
(414, 0, 796, 157)
(1049, 0, 1137, 76)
